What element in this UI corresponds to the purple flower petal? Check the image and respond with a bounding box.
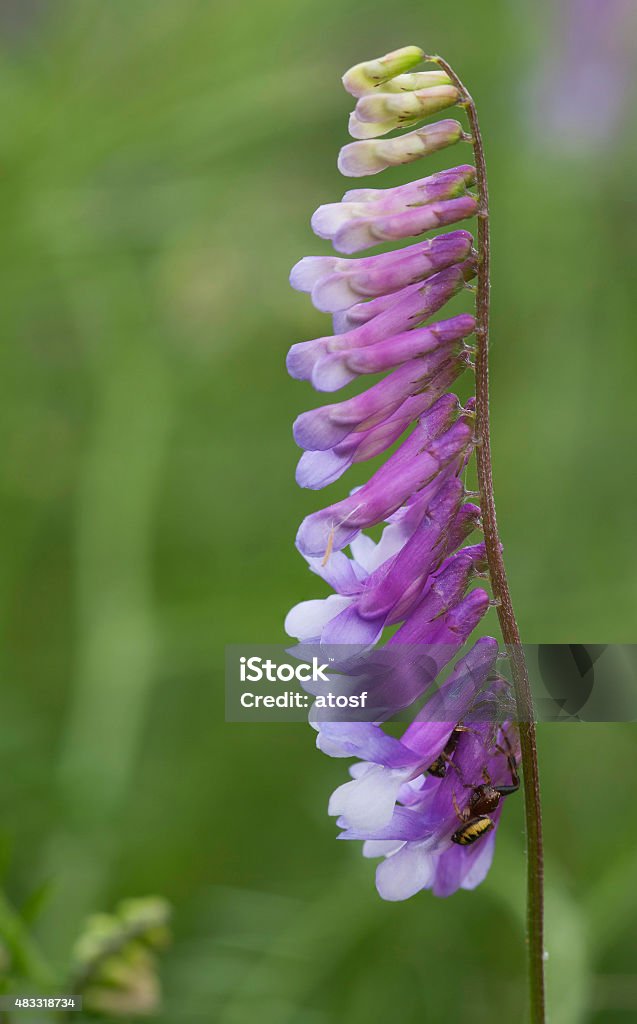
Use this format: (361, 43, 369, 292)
(293, 343, 469, 452)
(320, 601, 385, 645)
(292, 231, 473, 313)
(295, 357, 465, 488)
(389, 584, 489, 647)
(295, 397, 469, 558)
(304, 550, 364, 595)
(334, 315, 475, 382)
(287, 262, 474, 387)
(315, 721, 418, 767)
(311, 168, 476, 254)
(405, 543, 488, 623)
(330, 196, 478, 254)
(357, 478, 464, 619)
(323, 591, 491, 721)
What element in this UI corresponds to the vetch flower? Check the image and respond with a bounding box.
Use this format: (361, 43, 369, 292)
(295, 586, 492, 722)
(338, 119, 466, 177)
(294, 356, 467, 489)
(321, 638, 501, 831)
(286, 476, 485, 646)
(290, 230, 473, 312)
(295, 398, 474, 558)
(359, 717, 521, 900)
(309, 166, 477, 253)
(314, 637, 499, 760)
(292, 341, 469, 449)
(287, 265, 476, 389)
(285, 46, 530, 911)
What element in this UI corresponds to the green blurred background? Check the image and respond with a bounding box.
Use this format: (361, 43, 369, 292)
(0, 0, 636, 1020)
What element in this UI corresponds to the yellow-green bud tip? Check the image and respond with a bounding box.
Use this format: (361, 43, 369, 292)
(342, 46, 425, 97)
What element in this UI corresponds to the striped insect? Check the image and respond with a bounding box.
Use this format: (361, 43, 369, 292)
(450, 728, 520, 846)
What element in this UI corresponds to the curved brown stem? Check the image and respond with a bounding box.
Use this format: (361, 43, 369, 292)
(426, 54, 546, 1024)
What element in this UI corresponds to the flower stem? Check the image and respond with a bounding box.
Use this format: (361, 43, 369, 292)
(427, 55, 546, 1023)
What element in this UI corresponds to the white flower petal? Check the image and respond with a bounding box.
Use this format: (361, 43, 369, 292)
(284, 595, 352, 641)
(328, 763, 408, 830)
(375, 843, 437, 901)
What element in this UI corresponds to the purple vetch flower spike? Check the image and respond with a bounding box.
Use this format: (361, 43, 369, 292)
(285, 45, 535, 919)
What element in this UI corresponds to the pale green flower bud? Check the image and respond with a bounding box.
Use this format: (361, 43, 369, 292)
(349, 85, 461, 138)
(342, 46, 425, 98)
(381, 70, 452, 93)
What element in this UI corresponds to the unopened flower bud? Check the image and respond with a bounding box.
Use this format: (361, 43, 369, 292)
(338, 120, 464, 177)
(350, 86, 461, 139)
(342, 46, 425, 98)
(380, 69, 452, 93)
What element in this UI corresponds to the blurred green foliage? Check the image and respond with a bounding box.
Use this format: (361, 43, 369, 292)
(0, 1, 636, 1021)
